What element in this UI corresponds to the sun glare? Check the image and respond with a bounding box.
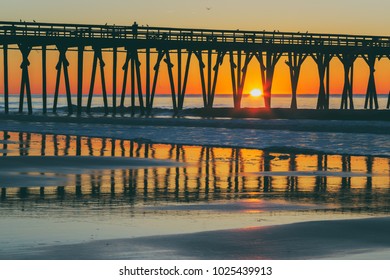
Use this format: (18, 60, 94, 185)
(250, 88, 262, 97)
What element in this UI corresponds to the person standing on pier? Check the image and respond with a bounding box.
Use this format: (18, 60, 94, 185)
(132, 21, 138, 38)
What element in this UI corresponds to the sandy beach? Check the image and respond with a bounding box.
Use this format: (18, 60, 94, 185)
(4, 217, 390, 260)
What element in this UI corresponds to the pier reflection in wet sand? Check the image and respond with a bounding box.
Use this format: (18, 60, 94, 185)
(1, 130, 389, 214)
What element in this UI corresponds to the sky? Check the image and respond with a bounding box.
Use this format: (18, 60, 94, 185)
(4, 0, 390, 35)
(2, 0, 390, 97)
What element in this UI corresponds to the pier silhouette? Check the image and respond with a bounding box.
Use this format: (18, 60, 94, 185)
(1, 21, 390, 115)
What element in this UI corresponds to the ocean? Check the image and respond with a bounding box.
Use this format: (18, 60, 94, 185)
(1, 93, 389, 112)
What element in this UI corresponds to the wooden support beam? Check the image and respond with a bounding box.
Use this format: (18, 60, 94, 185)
(145, 48, 151, 111)
(164, 50, 177, 113)
(362, 54, 379, 110)
(63, 55, 73, 114)
(256, 51, 282, 109)
(311, 53, 332, 110)
(209, 51, 226, 108)
(130, 54, 135, 116)
(179, 51, 193, 110)
(387, 91, 390, 109)
(133, 50, 144, 115)
(53, 54, 62, 113)
(42, 45, 47, 114)
(285, 52, 307, 109)
(112, 46, 117, 114)
(326, 62, 330, 108)
(236, 50, 242, 109)
(87, 47, 108, 114)
(229, 51, 238, 108)
(337, 53, 357, 109)
(3, 45, 9, 114)
(77, 46, 84, 115)
(150, 50, 165, 110)
(87, 48, 98, 113)
(350, 63, 354, 108)
(53, 46, 73, 114)
(99, 50, 108, 114)
(120, 50, 131, 109)
(177, 49, 182, 109)
(18, 44, 33, 114)
(230, 50, 254, 109)
(121, 48, 144, 115)
(207, 49, 212, 106)
(237, 51, 254, 107)
(194, 50, 207, 108)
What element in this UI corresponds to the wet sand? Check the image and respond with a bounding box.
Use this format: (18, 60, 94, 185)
(1, 113, 390, 134)
(7, 217, 390, 260)
(0, 156, 183, 187)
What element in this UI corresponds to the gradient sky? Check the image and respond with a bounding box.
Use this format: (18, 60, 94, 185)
(2, 0, 390, 97)
(3, 0, 390, 35)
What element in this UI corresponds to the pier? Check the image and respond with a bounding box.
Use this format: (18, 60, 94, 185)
(1, 21, 390, 115)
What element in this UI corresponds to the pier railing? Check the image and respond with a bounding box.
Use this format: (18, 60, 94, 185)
(1, 21, 390, 48)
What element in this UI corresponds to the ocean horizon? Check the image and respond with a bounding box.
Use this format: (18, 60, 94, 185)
(2, 93, 389, 112)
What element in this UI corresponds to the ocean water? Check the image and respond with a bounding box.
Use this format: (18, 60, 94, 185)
(1, 93, 389, 112)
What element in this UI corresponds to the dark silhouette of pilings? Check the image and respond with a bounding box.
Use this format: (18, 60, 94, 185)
(53, 46, 73, 114)
(120, 47, 144, 115)
(229, 50, 241, 109)
(87, 47, 108, 114)
(18, 44, 33, 114)
(312, 53, 332, 110)
(257, 51, 282, 109)
(286, 53, 307, 109)
(42, 45, 47, 114)
(230, 50, 252, 109)
(337, 53, 357, 109)
(363, 54, 379, 109)
(77, 46, 84, 115)
(387, 91, 390, 109)
(112, 47, 117, 115)
(3, 44, 8, 114)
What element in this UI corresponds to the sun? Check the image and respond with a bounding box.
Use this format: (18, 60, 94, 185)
(250, 88, 262, 97)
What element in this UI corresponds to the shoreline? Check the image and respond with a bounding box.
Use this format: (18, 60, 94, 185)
(188, 108, 390, 121)
(1, 110, 390, 135)
(1, 117, 390, 158)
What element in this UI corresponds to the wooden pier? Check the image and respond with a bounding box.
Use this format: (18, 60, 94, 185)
(1, 21, 390, 115)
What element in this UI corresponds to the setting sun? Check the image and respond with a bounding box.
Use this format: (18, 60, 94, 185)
(250, 88, 262, 97)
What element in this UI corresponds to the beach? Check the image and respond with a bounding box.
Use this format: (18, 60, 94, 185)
(8, 217, 390, 260)
(0, 116, 389, 260)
